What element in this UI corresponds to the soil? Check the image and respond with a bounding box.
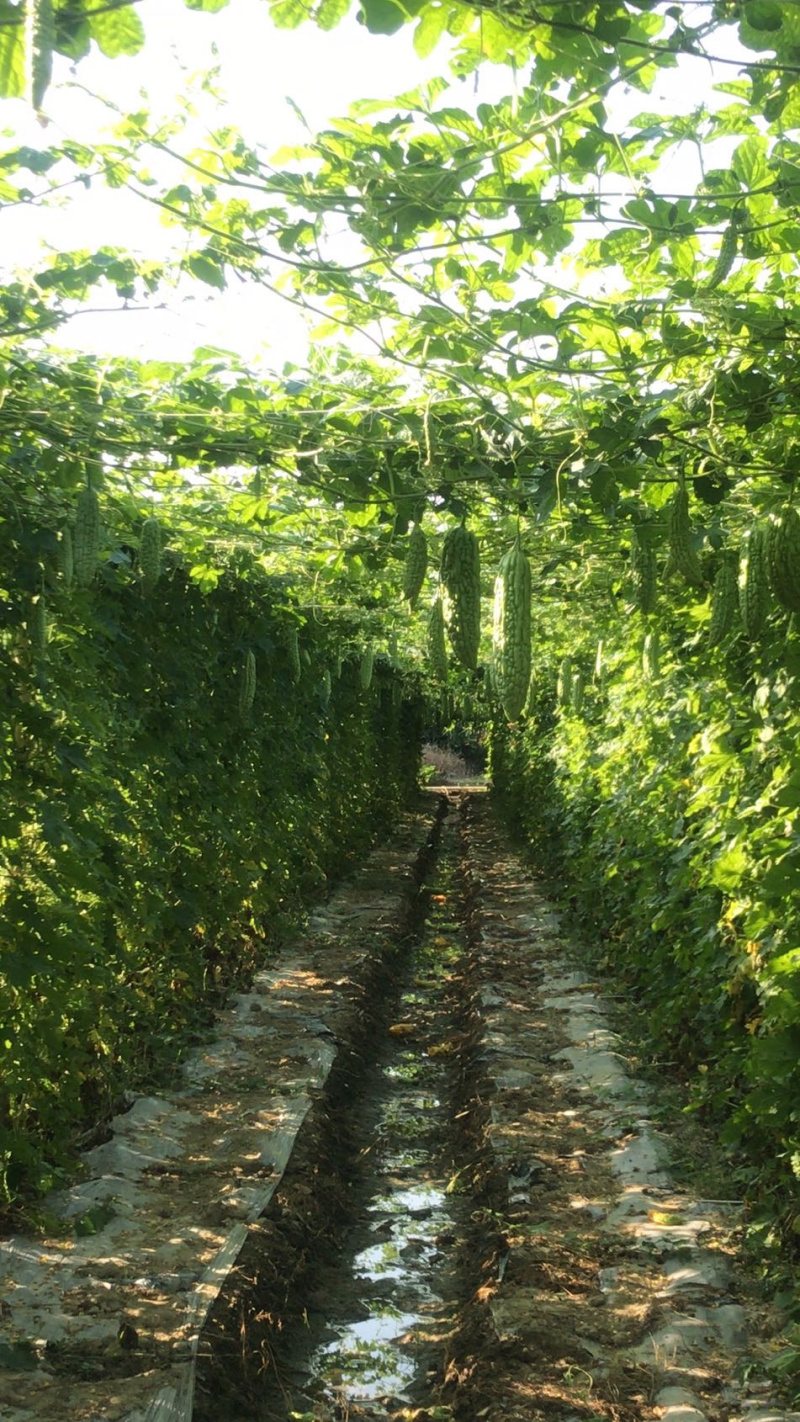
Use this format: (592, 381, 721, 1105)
(194, 790, 798, 1422)
(2, 787, 798, 1422)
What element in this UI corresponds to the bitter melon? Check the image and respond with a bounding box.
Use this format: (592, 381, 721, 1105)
(288, 627, 301, 683)
(632, 532, 657, 614)
(139, 517, 162, 589)
(570, 670, 585, 713)
(491, 537, 531, 722)
(642, 629, 660, 681)
(74, 487, 101, 587)
(739, 526, 770, 639)
(557, 656, 572, 706)
(706, 217, 738, 291)
(321, 668, 332, 707)
(29, 594, 47, 658)
(25, 0, 54, 113)
(766, 505, 800, 613)
(360, 646, 374, 690)
(58, 526, 73, 590)
(707, 555, 737, 647)
(668, 486, 704, 588)
(239, 651, 256, 718)
(440, 523, 481, 670)
(402, 523, 427, 609)
(428, 597, 448, 680)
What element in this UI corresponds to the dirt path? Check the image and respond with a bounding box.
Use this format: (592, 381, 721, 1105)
(2, 789, 798, 1422)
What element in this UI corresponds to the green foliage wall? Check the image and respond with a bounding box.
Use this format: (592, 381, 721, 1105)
(0, 522, 422, 1212)
(490, 605, 800, 1247)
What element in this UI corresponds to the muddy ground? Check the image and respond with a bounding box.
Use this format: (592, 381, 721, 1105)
(2, 787, 798, 1422)
(195, 790, 798, 1422)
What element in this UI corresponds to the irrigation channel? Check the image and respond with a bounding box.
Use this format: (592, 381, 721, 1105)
(197, 789, 478, 1421)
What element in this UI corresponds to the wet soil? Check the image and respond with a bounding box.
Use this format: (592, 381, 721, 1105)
(197, 789, 799, 1422)
(7, 787, 797, 1422)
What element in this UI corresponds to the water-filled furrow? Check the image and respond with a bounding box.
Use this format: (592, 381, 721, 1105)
(285, 796, 468, 1420)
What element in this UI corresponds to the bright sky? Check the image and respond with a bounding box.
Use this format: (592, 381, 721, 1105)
(0, 0, 750, 370)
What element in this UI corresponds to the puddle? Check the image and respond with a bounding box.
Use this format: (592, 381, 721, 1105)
(291, 805, 465, 1416)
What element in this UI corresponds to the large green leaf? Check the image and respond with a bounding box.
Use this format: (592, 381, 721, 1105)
(88, 7, 146, 57)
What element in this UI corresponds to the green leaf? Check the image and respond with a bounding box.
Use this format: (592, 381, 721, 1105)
(732, 135, 769, 190)
(0, 21, 24, 100)
(270, 0, 311, 27)
(743, 1, 783, 30)
(711, 843, 749, 891)
(316, 0, 351, 29)
(359, 0, 423, 37)
(413, 4, 448, 58)
(185, 252, 226, 288)
(88, 8, 146, 58)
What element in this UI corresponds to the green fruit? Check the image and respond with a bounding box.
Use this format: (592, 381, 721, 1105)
(402, 523, 427, 609)
(668, 487, 704, 588)
(29, 594, 47, 658)
(440, 523, 481, 670)
(288, 627, 301, 683)
(58, 526, 73, 590)
(594, 639, 604, 684)
(491, 537, 531, 722)
(26, 0, 54, 112)
(570, 670, 585, 713)
(739, 526, 770, 639)
(632, 533, 657, 614)
(766, 505, 800, 613)
(557, 656, 572, 706)
(239, 651, 256, 718)
(707, 556, 738, 647)
(320, 668, 332, 707)
(139, 517, 163, 589)
(360, 646, 374, 689)
(428, 597, 448, 681)
(706, 219, 737, 291)
(74, 487, 101, 587)
(642, 629, 660, 681)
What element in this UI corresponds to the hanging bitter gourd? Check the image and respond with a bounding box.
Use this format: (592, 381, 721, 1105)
(668, 486, 704, 588)
(57, 526, 73, 590)
(239, 651, 256, 719)
(766, 505, 800, 613)
(491, 536, 531, 722)
(74, 486, 101, 587)
(706, 215, 738, 291)
(594, 639, 604, 685)
(25, 0, 54, 113)
(402, 523, 427, 609)
(139, 517, 163, 590)
(29, 594, 47, 659)
(440, 523, 481, 670)
(287, 627, 301, 683)
(360, 646, 374, 690)
(428, 597, 448, 680)
(557, 656, 573, 706)
(632, 532, 657, 614)
(320, 668, 332, 707)
(570, 670, 585, 713)
(707, 555, 738, 647)
(739, 526, 770, 639)
(642, 629, 660, 681)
